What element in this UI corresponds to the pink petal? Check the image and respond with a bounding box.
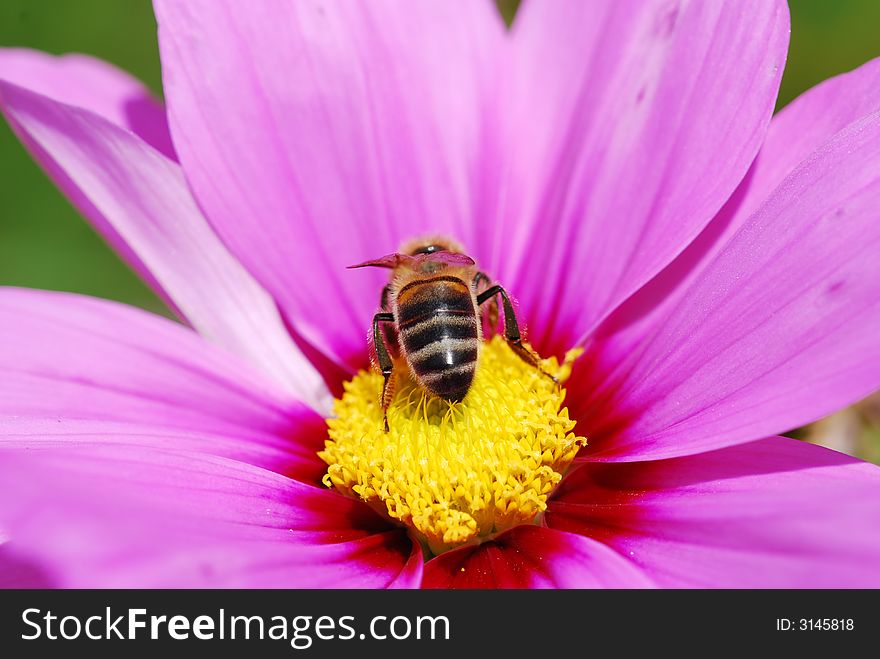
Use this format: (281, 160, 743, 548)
(489, 0, 789, 354)
(421, 525, 652, 589)
(580, 57, 880, 434)
(547, 437, 880, 587)
(0, 68, 327, 407)
(0, 447, 420, 588)
(2, 417, 328, 490)
(0, 544, 56, 588)
(738, 57, 880, 217)
(155, 0, 505, 371)
(574, 110, 880, 461)
(0, 48, 174, 158)
(0, 287, 327, 482)
(0, 49, 171, 303)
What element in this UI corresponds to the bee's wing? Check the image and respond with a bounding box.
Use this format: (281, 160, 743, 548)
(417, 252, 476, 267)
(347, 253, 409, 269)
(347, 251, 475, 270)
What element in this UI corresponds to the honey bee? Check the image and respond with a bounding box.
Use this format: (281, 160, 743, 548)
(349, 236, 552, 430)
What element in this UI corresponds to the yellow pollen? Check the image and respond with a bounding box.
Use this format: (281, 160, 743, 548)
(320, 336, 586, 555)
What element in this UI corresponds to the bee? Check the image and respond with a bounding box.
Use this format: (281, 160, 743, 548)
(349, 236, 552, 430)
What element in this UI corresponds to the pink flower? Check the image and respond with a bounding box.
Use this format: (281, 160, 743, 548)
(2, 0, 880, 588)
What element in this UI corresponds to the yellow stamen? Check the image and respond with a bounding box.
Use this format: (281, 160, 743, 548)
(320, 336, 586, 555)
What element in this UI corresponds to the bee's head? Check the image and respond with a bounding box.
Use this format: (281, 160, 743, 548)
(409, 243, 445, 256)
(348, 236, 472, 273)
(399, 235, 464, 257)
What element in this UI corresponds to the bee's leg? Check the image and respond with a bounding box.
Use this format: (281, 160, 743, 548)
(372, 312, 397, 432)
(476, 285, 558, 384)
(473, 272, 499, 336)
(378, 284, 402, 360)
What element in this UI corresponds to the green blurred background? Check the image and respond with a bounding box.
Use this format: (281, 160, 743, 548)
(1, 1, 879, 461)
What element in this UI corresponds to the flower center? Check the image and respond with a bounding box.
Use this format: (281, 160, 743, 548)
(320, 336, 586, 555)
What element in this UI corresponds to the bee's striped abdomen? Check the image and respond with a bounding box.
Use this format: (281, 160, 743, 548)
(396, 276, 479, 402)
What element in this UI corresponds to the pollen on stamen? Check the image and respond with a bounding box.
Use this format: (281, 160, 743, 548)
(320, 336, 586, 556)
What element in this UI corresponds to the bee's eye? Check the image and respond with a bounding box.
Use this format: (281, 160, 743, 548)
(410, 244, 445, 256)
